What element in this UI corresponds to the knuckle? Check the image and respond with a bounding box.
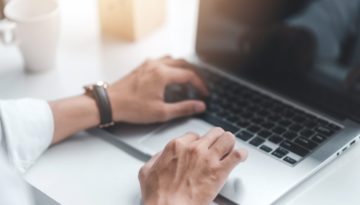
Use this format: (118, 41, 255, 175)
(138, 165, 148, 179)
(152, 67, 168, 82)
(188, 144, 202, 156)
(144, 59, 154, 67)
(166, 138, 183, 152)
(233, 150, 244, 161)
(178, 58, 187, 63)
(206, 158, 221, 170)
(165, 139, 176, 150)
(155, 105, 168, 122)
(185, 132, 200, 138)
(163, 55, 172, 59)
(212, 127, 225, 135)
(177, 58, 188, 65)
(223, 132, 236, 143)
(146, 60, 163, 71)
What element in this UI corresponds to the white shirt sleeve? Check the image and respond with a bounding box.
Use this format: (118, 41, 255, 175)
(0, 98, 54, 205)
(0, 98, 54, 173)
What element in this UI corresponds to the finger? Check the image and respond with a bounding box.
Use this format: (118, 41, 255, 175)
(162, 100, 206, 121)
(199, 127, 225, 148)
(160, 55, 173, 60)
(145, 151, 162, 169)
(209, 132, 236, 159)
(175, 132, 201, 145)
(221, 149, 248, 171)
(161, 66, 209, 96)
(160, 59, 206, 84)
(161, 58, 196, 70)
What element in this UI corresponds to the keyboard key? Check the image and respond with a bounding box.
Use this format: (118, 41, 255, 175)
(302, 120, 318, 129)
(318, 119, 329, 127)
(251, 117, 265, 124)
(262, 121, 275, 129)
(229, 105, 241, 113)
(247, 105, 259, 112)
(268, 114, 281, 121)
(201, 114, 239, 133)
(293, 115, 306, 123)
(258, 130, 272, 139)
(300, 129, 315, 138)
(250, 137, 265, 147)
(289, 124, 303, 132)
(280, 141, 309, 157)
(225, 114, 238, 122)
(258, 109, 271, 117)
(260, 145, 273, 153)
(214, 108, 226, 116)
(327, 123, 341, 131)
(196, 69, 342, 166)
(311, 134, 327, 144)
(242, 111, 254, 119)
(247, 125, 262, 133)
(278, 119, 292, 127)
(315, 126, 334, 137)
(272, 147, 289, 158)
(283, 156, 297, 165)
(282, 131, 297, 140)
(236, 131, 254, 141)
(272, 126, 287, 135)
(295, 137, 318, 150)
(236, 119, 250, 128)
(283, 109, 295, 118)
(269, 135, 283, 144)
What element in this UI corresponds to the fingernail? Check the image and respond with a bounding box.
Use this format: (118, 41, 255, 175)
(240, 149, 248, 162)
(194, 102, 206, 113)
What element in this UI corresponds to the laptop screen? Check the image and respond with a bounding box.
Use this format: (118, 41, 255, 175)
(196, 0, 360, 122)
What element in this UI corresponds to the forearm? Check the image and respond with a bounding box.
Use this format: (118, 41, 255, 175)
(49, 94, 100, 144)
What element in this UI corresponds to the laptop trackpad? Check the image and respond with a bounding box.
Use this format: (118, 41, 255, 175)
(140, 119, 213, 153)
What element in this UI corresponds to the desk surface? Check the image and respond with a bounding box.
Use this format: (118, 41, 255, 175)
(1, 0, 360, 204)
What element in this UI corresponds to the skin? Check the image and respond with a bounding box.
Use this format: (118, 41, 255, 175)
(49, 56, 209, 144)
(139, 128, 248, 205)
(48, 56, 248, 204)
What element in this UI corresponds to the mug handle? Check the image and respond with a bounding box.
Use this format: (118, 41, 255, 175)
(0, 19, 16, 45)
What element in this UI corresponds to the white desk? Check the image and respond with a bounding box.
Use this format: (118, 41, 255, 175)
(1, 0, 360, 204)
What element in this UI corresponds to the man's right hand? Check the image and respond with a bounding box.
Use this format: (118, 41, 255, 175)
(108, 56, 209, 124)
(138, 127, 248, 205)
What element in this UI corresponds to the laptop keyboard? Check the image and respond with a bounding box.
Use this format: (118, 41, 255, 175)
(197, 69, 342, 166)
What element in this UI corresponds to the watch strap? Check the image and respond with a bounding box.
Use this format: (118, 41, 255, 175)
(91, 83, 115, 128)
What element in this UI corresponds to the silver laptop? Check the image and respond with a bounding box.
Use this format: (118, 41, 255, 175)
(30, 184, 60, 205)
(93, 0, 360, 204)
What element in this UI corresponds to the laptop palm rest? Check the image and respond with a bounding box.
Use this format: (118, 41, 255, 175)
(140, 119, 212, 153)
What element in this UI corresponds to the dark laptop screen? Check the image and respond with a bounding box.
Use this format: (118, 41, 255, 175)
(196, 0, 360, 122)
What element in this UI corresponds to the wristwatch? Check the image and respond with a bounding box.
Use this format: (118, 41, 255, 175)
(84, 81, 115, 128)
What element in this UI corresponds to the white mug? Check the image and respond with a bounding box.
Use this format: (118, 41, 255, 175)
(0, 0, 60, 73)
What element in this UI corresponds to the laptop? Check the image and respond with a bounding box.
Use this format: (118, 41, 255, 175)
(30, 184, 60, 205)
(93, 0, 360, 204)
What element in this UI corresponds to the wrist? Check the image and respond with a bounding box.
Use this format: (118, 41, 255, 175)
(49, 94, 100, 144)
(84, 81, 115, 127)
(79, 94, 102, 126)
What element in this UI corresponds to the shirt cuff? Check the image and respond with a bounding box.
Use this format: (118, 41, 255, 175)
(0, 99, 54, 173)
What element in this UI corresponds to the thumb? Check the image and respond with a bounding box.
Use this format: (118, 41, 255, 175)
(163, 100, 206, 121)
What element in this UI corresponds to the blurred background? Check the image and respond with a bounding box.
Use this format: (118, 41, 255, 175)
(0, 0, 199, 99)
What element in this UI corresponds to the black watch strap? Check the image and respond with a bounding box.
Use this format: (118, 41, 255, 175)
(86, 82, 115, 128)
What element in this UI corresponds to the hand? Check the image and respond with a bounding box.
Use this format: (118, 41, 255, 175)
(138, 128, 248, 205)
(108, 56, 209, 124)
